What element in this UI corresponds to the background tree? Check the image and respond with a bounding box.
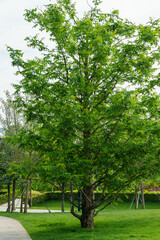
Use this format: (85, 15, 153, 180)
(38, 157, 72, 212)
(8, 0, 160, 228)
(0, 137, 12, 211)
(0, 91, 28, 212)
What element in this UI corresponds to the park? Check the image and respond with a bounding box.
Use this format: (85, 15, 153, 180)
(1, 194, 160, 239)
(0, 0, 160, 239)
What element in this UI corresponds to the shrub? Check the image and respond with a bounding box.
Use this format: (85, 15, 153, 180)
(46, 191, 78, 201)
(31, 193, 49, 205)
(31, 190, 160, 206)
(0, 190, 7, 196)
(0, 194, 8, 205)
(121, 191, 160, 202)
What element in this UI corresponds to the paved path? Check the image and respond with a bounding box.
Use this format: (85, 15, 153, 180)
(0, 216, 31, 240)
(0, 199, 28, 208)
(0, 199, 65, 213)
(0, 206, 63, 213)
(0, 199, 70, 240)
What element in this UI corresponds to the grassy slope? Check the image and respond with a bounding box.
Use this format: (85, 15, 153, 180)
(1, 202, 160, 239)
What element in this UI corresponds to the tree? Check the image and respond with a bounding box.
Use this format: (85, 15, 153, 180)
(38, 157, 71, 212)
(0, 91, 23, 212)
(8, 0, 160, 228)
(0, 91, 35, 213)
(0, 138, 12, 212)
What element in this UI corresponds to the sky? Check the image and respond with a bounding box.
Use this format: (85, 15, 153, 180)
(1, 0, 160, 99)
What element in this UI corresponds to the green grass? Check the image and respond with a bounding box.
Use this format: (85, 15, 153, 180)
(30, 200, 71, 211)
(30, 199, 160, 211)
(1, 202, 160, 239)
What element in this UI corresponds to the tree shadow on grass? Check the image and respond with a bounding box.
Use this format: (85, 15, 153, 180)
(1, 211, 160, 240)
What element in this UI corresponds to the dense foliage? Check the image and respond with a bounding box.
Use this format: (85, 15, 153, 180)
(7, 0, 160, 228)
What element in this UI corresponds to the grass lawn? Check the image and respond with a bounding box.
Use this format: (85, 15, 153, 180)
(1, 202, 160, 239)
(29, 200, 71, 211)
(30, 199, 160, 211)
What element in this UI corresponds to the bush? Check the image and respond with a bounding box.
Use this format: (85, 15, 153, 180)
(0, 190, 7, 196)
(31, 190, 78, 205)
(31, 193, 49, 206)
(0, 194, 8, 205)
(118, 191, 160, 203)
(31, 190, 160, 206)
(140, 191, 160, 202)
(46, 191, 78, 201)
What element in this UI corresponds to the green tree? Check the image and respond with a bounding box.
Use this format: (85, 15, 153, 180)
(0, 91, 24, 212)
(0, 137, 13, 212)
(38, 156, 72, 212)
(0, 91, 35, 213)
(8, 0, 160, 228)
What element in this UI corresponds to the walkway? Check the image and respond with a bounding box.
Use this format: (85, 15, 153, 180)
(0, 199, 70, 240)
(0, 199, 68, 213)
(0, 216, 31, 240)
(0, 206, 62, 213)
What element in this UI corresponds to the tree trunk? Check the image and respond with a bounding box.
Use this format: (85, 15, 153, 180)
(80, 185, 94, 228)
(11, 179, 16, 212)
(20, 186, 24, 213)
(24, 178, 29, 213)
(6, 184, 11, 212)
(135, 188, 138, 209)
(78, 190, 81, 212)
(140, 183, 145, 209)
(29, 179, 32, 208)
(61, 183, 65, 212)
(70, 181, 74, 212)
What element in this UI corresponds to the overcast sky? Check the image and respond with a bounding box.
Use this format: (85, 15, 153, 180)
(1, 0, 160, 99)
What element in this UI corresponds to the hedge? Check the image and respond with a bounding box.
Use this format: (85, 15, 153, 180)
(46, 191, 160, 203)
(31, 193, 49, 206)
(118, 191, 160, 202)
(0, 190, 7, 196)
(31, 191, 78, 206)
(31, 190, 160, 206)
(0, 194, 8, 205)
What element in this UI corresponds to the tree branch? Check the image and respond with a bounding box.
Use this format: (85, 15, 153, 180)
(92, 177, 138, 215)
(57, 39, 69, 84)
(70, 181, 81, 220)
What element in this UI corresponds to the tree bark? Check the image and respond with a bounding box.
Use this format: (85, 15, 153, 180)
(61, 183, 65, 212)
(24, 178, 29, 213)
(11, 179, 16, 212)
(140, 183, 145, 209)
(20, 186, 24, 213)
(6, 184, 11, 212)
(29, 179, 32, 208)
(78, 190, 81, 212)
(80, 185, 94, 228)
(135, 188, 138, 209)
(70, 181, 74, 212)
